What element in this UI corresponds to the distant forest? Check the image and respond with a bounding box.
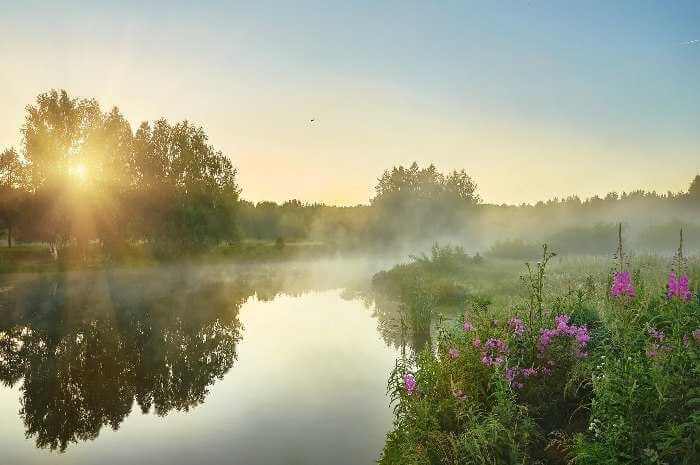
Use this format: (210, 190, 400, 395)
(1, 90, 700, 259)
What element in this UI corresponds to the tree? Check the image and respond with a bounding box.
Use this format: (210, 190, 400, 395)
(688, 174, 700, 200)
(130, 119, 241, 254)
(15, 90, 241, 258)
(0, 148, 29, 247)
(21, 90, 104, 256)
(371, 162, 480, 242)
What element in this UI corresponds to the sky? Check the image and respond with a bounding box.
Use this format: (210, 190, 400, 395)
(1, 1, 699, 205)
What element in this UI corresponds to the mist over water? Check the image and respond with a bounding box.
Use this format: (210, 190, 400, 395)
(0, 257, 409, 465)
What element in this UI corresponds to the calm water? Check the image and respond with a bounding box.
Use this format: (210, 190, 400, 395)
(0, 259, 402, 465)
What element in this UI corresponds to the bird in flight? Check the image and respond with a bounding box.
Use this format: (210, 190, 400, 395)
(680, 39, 699, 46)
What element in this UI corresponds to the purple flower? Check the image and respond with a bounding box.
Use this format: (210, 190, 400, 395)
(504, 367, 525, 388)
(611, 271, 635, 298)
(403, 373, 417, 395)
(522, 367, 538, 378)
(648, 328, 665, 342)
(484, 338, 508, 353)
(448, 348, 460, 359)
(538, 328, 559, 353)
(555, 314, 570, 331)
(575, 326, 591, 346)
(463, 321, 474, 332)
(481, 338, 508, 367)
(472, 338, 481, 348)
(508, 317, 527, 337)
(538, 316, 590, 357)
(668, 272, 692, 301)
(646, 343, 671, 359)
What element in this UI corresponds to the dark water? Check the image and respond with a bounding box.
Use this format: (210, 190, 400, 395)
(0, 260, 402, 465)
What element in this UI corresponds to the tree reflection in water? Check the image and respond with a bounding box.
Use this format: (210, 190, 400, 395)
(0, 270, 247, 452)
(0, 259, 415, 454)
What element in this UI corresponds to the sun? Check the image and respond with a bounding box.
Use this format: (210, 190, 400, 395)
(68, 163, 89, 183)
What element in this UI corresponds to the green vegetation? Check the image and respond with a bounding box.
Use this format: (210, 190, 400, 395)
(376, 239, 699, 465)
(3, 92, 700, 270)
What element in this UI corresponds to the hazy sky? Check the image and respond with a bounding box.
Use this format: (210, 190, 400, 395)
(1, 1, 699, 205)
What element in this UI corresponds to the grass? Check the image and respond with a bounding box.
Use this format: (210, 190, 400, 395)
(373, 244, 700, 465)
(0, 240, 337, 274)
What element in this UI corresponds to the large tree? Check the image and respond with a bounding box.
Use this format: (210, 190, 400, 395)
(130, 119, 241, 254)
(17, 90, 241, 258)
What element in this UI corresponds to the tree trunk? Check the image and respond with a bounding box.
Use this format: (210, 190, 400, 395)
(7, 223, 11, 248)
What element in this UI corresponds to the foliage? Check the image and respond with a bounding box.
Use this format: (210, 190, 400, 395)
(3, 89, 240, 259)
(379, 235, 700, 465)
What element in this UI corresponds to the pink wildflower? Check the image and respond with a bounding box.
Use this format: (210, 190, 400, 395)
(611, 271, 635, 298)
(575, 326, 591, 346)
(481, 338, 508, 367)
(538, 328, 559, 353)
(448, 348, 460, 359)
(484, 338, 508, 353)
(508, 317, 527, 337)
(403, 373, 417, 395)
(472, 338, 481, 348)
(555, 314, 571, 332)
(668, 272, 692, 301)
(463, 321, 474, 332)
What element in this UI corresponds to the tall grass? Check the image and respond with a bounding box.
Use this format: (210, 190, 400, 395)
(377, 237, 699, 465)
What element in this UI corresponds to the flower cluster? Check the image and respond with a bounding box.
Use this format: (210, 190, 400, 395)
(448, 348, 460, 359)
(611, 271, 635, 298)
(646, 343, 671, 359)
(538, 314, 590, 358)
(403, 373, 417, 395)
(463, 321, 474, 332)
(504, 366, 541, 389)
(667, 272, 692, 301)
(508, 317, 527, 338)
(481, 338, 508, 367)
(645, 327, 675, 358)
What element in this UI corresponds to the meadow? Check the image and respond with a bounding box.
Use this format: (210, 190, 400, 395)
(373, 235, 699, 465)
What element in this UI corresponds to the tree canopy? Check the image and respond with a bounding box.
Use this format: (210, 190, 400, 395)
(4, 89, 241, 257)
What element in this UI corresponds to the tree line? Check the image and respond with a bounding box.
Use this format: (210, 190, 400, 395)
(1, 90, 699, 258)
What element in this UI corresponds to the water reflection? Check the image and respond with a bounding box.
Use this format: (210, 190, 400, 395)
(0, 258, 429, 460)
(0, 271, 245, 452)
